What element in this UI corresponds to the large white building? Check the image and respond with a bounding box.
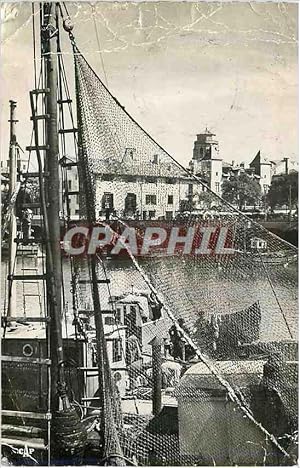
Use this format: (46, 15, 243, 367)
(63, 150, 196, 220)
(87, 151, 195, 220)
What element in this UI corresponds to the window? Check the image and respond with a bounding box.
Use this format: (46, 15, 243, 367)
(153, 154, 158, 164)
(126, 175, 137, 183)
(115, 307, 122, 323)
(124, 148, 135, 159)
(216, 172, 218, 176)
(125, 193, 137, 212)
(145, 194, 157, 205)
(166, 178, 175, 185)
(166, 211, 173, 220)
(145, 176, 156, 183)
(75, 209, 80, 215)
(112, 338, 122, 362)
(102, 192, 114, 210)
(105, 316, 115, 326)
(215, 182, 220, 192)
(148, 210, 156, 219)
(102, 174, 114, 181)
(130, 306, 137, 325)
(68, 179, 72, 190)
(206, 146, 211, 157)
(167, 195, 174, 205)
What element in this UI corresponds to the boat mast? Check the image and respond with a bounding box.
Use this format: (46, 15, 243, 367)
(42, 2, 69, 411)
(7, 100, 18, 318)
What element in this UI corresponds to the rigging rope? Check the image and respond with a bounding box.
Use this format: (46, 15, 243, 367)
(258, 251, 294, 339)
(31, 3, 37, 90)
(91, 4, 109, 88)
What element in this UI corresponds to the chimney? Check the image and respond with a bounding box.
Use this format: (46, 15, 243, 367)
(283, 157, 289, 175)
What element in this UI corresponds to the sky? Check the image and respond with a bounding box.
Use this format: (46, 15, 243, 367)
(0, 2, 298, 168)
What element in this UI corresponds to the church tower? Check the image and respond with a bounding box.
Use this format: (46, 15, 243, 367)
(189, 129, 222, 194)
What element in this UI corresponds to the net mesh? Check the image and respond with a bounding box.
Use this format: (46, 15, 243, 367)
(72, 43, 298, 465)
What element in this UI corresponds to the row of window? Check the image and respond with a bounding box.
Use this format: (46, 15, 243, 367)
(101, 174, 177, 184)
(102, 192, 175, 207)
(145, 194, 174, 205)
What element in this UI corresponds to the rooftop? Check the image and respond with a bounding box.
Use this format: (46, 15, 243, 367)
(93, 158, 189, 179)
(175, 360, 265, 397)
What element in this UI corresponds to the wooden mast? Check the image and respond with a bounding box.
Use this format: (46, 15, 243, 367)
(42, 2, 69, 411)
(7, 100, 18, 318)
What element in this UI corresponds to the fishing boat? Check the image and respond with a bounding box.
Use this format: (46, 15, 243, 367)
(1, 3, 298, 466)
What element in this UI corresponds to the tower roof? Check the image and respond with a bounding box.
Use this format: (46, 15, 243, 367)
(250, 150, 271, 167)
(196, 127, 216, 137)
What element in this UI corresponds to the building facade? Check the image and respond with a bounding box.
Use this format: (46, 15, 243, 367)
(249, 151, 272, 193)
(91, 155, 195, 220)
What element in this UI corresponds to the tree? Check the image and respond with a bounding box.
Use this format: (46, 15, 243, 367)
(179, 198, 194, 212)
(267, 171, 298, 210)
(193, 190, 219, 209)
(222, 173, 262, 210)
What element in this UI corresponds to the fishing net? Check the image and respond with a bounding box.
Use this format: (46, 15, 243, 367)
(71, 42, 298, 465)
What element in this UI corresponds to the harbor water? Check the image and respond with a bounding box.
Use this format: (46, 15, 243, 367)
(1, 253, 298, 342)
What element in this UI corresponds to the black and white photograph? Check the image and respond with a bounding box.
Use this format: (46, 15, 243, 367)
(0, 2, 298, 466)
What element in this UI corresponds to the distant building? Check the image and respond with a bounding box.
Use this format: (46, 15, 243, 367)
(222, 151, 274, 195)
(271, 157, 299, 176)
(187, 132, 274, 197)
(1, 155, 28, 177)
(189, 129, 222, 195)
(60, 156, 80, 218)
(222, 152, 298, 196)
(249, 151, 273, 193)
(222, 161, 257, 181)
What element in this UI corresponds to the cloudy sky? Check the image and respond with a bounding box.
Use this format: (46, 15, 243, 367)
(0, 2, 298, 167)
